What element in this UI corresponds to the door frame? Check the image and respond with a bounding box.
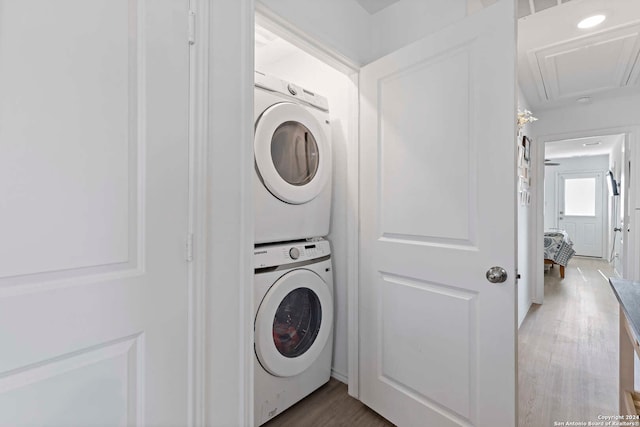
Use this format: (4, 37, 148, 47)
(254, 2, 362, 398)
(255, 0, 364, 409)
(533, 125, 639, 303)
(554, 169, 608, 258)
(189, 0, 255, 425)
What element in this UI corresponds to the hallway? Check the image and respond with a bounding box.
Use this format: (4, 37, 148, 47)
(518, 258, 619, 426)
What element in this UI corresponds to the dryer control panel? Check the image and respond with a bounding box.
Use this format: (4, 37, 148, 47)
(254, 239, 331, 269)
(254, 71, 329, 112)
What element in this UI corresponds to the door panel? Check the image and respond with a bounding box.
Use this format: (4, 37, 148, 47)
(359, 1, 517, 426)
(0, 1, 190, 425)
(380, 274, 477, 419)
(380, 48, 474, 243)
(0, 0, 133, 280)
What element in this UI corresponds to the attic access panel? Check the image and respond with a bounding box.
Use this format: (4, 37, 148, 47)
(518, 0, 575, 19)
(527, 22, 640, 101)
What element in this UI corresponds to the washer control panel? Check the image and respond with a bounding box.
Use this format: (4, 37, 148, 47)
(254, 239, 330, 269)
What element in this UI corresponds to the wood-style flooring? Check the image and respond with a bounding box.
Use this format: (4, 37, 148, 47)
(518, 257, 619, 427)
(263, 378, 394, 427)
(264, 258, 619, 427)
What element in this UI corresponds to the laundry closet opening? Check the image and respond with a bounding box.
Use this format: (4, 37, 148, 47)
(252, 14, 360, 426)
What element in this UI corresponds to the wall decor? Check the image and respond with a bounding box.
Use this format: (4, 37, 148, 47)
(517, 109, 538, 129)
(522, 135, 531, 162)
(518, 134, 532, 205)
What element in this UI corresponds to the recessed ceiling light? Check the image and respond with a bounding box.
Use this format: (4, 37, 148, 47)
(577, 14, 606, 29)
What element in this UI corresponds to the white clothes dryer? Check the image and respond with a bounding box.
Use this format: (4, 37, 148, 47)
(254, 71, 332, 244)
(253, 239, 333, 426)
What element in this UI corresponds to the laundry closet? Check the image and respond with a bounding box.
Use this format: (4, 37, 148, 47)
(252, 20, 356, 424)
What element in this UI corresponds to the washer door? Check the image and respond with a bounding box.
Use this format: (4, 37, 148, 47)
(255, 269, 333, 377)
(254, 102, 329, 205)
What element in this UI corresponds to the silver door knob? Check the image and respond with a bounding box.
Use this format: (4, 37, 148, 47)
(486, 266, 508, 283)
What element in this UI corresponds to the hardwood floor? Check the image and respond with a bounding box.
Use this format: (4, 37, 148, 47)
(518, 257, 619, 427)
(263, 379, 394, 427)
(263, 258, 619, 427)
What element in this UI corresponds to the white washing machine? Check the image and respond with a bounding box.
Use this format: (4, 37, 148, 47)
(253, 239, 333, 426)
(254, 71, 332, 244)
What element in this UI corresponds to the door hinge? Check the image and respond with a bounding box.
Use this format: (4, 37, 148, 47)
(188, 10, 196, 45)
(186, 233, 194, 262)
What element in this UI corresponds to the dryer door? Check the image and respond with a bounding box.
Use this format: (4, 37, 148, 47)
(254, 102, 330, 205)
(255, 269, 333, 377)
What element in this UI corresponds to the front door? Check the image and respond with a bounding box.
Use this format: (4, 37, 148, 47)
(558, 171, 605, 257)
(358, 1, 517, 426)
(0, 1, 191, 425)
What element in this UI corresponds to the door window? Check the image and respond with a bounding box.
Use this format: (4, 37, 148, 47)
(271, 121, 319, 186)
(273, 287, 322, 358)
(564, 177, 596, 216)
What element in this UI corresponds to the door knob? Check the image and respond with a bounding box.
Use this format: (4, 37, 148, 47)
(486, 266, 508, 283)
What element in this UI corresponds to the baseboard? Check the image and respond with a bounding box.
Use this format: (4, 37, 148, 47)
(331, 369, 348, 384)
(614, 267, 623, 278)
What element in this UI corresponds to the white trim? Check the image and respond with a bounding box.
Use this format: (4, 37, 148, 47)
(240, 3, 255, 426)
(255, 3, 360, 75)
(346, 71, 360, 399)
(197, 0, 254, 425)
(331, 369, 348, 384)
(187, 0, 209, 425)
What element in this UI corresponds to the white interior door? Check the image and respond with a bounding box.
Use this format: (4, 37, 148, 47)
(359, 1, 517, 426)
(557, 172, 605, 257)
(0, 1, 191, 425)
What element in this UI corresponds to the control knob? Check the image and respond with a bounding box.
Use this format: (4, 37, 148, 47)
(289, 247, 300, 260)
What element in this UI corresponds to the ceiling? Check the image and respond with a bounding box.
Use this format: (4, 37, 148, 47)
(545, 133, 624, 159)
(354, 0, 400, 14)
(518, 0, 640, 111)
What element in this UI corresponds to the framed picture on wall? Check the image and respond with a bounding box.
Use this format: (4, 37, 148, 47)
(522, 135, 531, 162)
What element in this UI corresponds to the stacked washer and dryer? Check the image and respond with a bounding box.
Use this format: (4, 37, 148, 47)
(253, 71, 334, 426)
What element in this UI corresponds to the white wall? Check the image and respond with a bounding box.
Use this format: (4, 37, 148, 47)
(535, 93, 640, 137)
(255, 49, 354, 382)
(517, 87, 534, 327)
(256, 0, 468, 65)
(369, 0, 467, 63)
(256, 0, 370, 65)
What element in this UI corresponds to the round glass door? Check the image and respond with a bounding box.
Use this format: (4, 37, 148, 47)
(273, 287, 322, 358)
(271, 122, 319, 187)
(254, 102, 330, 205)
(255, 269, 333, 377)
